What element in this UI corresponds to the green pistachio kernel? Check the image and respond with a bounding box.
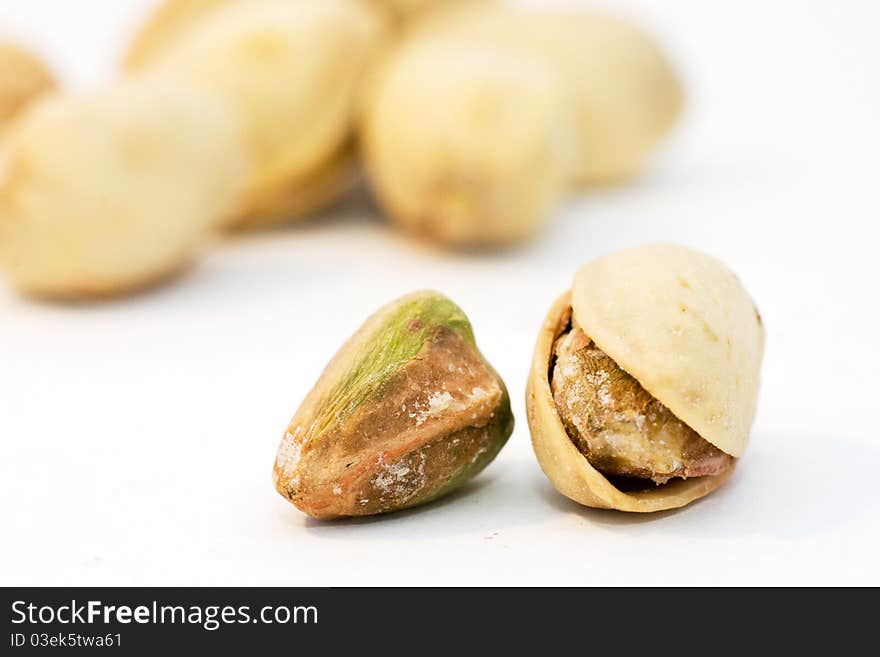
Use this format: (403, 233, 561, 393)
(273, 290, 513, 519)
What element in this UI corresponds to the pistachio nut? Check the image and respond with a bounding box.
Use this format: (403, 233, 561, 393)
(128, 0, 386, 229)
(527, 245, 764, 512)
(415, 4, 683, 185)
(0, 78, 249, 299)
(123, 0, 231, 70)
(274, 290, 513, 519)
(361, 34, 573, 247)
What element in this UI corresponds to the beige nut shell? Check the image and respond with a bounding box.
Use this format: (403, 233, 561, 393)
(231, 142, 360, 230)
(123, 0, 233, 70)
(0, 78, 249, 299)
(362, 36, 571, 246)
(413, 5, 683, 185)
(139, 0, 385, 229)
(572, 244, 764, 458)
(527, 245, 764, 512)
(528, 292, 735, 512)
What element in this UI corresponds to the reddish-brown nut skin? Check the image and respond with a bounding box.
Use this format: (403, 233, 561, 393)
(273, 290, 513, 519)
(550, 325, 732, 485)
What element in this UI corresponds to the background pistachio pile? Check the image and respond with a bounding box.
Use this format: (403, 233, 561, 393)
(0, 0, 682, 300)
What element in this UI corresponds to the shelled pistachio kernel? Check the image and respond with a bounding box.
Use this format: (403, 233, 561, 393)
(273, 290, 513, 519)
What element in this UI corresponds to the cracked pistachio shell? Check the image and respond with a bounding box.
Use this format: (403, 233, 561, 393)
(0, 42, 56, 135)
(131, 0, 385, 229)
(527, 245, 764, 512)
(274, 290, 513, 519)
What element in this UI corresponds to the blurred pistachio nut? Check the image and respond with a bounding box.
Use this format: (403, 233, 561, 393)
(362, 36, 573, 247)
(123, 0, 234, 70)
(0, 78, 249, 299)
(274, 290, 513, 519)
(230, 142, 360, 230)
(131, 0, 386, 229)
(0, 42, 56, 134)
(123, 0, 456, 69)
(419, 5, 683, 185)
(527, 245, 764, 512)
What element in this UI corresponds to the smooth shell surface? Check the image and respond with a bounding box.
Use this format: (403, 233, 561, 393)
(0, 79, 249, 298)
(362, 36, 572, 246)
(123, 0, 234, 70)
(572, 244, 764, 458)
(417, 6, 683, 184)
(527, 292, 736, 512)
(141, 0, 385, 228)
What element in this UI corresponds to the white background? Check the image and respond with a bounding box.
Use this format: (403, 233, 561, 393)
(1, 0, 878, 586)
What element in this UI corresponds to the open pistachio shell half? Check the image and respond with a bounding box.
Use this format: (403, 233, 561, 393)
(527, 245, 764, 512)
(274, 290, 513, 519)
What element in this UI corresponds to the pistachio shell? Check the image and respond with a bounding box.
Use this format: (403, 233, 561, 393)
(130, 0, 386, 229)
(572, 244, 764, 457)
(274, 290, 513, 519)
(229, 142, 359, 230)
(362, 36, 571, 246)
(412, 5, 683, 184)
(528, 293, 735, 512)
(122, 0, 232, 71)
(0, 78, 249, 299)
(527, 246, 763, 512)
